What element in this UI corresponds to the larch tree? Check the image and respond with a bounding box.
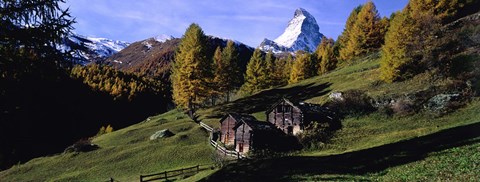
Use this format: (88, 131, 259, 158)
(341, 1, 386, 61)
(221, 40, 242, 101)
(241, 48, 268, 94)
(316, 37, 337, 75)
(379, 0, 462, 83)
(265, 51, 276, 87)
(338, 5, 363, 62)
(171, 23, 211, 109)
(289, 52, 314, 84)
(212, 46, 225, 102)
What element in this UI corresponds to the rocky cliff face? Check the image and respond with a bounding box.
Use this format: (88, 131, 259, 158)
(259, 8, 324, 53)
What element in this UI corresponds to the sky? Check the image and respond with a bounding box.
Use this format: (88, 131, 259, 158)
(62, 0, 409, 47)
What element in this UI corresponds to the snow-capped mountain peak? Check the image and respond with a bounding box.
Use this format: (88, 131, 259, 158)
(259, 8, 324, 53)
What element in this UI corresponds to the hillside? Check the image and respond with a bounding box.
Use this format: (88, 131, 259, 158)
(1, 50, 478, 181)
(0, 110, 216, 181)
(104, 36, 254, 81)
(3, 1, 479, 181)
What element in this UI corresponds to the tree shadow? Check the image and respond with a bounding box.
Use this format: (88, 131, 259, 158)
(204, 83, 332, 118)
(202, 122, 480, 181)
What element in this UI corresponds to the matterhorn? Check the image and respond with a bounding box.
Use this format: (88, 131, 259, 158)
(259, 8, 324, 53)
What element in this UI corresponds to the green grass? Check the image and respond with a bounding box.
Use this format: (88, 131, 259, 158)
(2, 52, 478, 181)
(0, 109, 217, 181)
(291, 137, 480, 181)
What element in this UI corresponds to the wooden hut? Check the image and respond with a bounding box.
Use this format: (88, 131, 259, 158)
(266, 98, 339, 136)
(233, 119, 274, 154)
(218, 113, 258, 146)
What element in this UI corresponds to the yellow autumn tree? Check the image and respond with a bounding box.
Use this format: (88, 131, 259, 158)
(171, 23, 211, 109)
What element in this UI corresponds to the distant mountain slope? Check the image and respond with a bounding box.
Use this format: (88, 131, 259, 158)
(259, 8, 324, 53)
(105, 35, 254, 81)
(62, 34, 130, 65)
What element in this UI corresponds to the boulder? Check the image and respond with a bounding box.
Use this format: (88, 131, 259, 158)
(424, 93, 461, 114)
(150, 129, 175, 140)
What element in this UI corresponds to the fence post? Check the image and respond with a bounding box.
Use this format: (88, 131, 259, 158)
(139, 175, 143, 182)
(197, 165, 200, 173)
(164, 171, 167, 180)
(110, 177, 114, 182)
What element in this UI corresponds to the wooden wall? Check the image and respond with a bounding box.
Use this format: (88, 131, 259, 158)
(267, 101, 304, 136)
(219, 116, 237, 146)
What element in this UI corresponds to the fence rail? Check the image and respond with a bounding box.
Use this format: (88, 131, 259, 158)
(140, 164, 214, 182)
(210, 139, 246, 159)
(198, 122, 246, 159)
(199, 122, 213, 132)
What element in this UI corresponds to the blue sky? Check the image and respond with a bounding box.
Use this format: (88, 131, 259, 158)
(62, 0, 409, 47)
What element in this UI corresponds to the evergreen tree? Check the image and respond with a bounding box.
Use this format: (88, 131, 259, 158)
(316, 37, 337, 75)
(241, 48, 268, 94)
(338, 5, 363, 61)
(289, 52, 314, 84)
(0, 0, 75, 65)
(171, 23, 211, 109)
(340, 1, 385, 61)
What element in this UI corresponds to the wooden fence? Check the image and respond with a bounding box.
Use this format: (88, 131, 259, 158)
(210, 139, 246, 159)
(139, 164, 214, 182)
(198, 122, 246, 159)
(199, 122, 213, 132)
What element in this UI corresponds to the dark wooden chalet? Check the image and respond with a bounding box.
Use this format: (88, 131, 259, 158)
(266, 98, 339, 136)
(233, 119, 274, 154)
(218, 113, 258, 146)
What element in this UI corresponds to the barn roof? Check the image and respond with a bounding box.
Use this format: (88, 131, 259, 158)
(219, 113, 258, 125)
(233, 118, 273, 131)
(265, 98, 301, 114)
(266, 98, 337, 120)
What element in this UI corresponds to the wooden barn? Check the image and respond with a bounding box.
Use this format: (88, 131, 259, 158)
(266, 98, 339, 136)
(233, 119, 274, 154)
(218, 113, 258, 146)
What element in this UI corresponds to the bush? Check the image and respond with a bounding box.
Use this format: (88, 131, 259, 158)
(297, 122, 336, 150)
(326, 89, 375, 117)
(96, 124, 114, 136)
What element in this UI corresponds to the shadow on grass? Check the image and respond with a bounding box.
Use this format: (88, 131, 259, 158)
(202, 122, 480, 181)
(204, 83, 332, 119)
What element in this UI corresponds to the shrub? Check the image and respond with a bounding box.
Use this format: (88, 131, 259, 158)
(326, 89, 375, 117)
(96, 124, 114, 136)
(297, 122, 337, 150)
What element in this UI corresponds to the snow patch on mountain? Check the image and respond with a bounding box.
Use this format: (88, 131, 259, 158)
(154, 34, 174, 43)
(259, 8, 324, 53)
(63, 34, 130, 65)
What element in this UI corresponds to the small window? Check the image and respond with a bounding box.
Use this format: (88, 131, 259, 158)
(276, 105, 283, 112)
(285, 106, 292, 112)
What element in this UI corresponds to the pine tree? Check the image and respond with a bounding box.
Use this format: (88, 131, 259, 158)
(241, 48, 268, 94)
(340, 1, 385, 62)
(316, 37, 337, 75)
(171, 23, 211, 109)
(338, 5, 363, 61)
(221, 40, 242, 101)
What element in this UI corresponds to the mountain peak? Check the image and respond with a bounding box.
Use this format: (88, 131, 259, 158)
(259, 8, 323, 53)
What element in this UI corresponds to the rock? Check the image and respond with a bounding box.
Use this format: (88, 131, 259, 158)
(150, 129, 175, 140)
(329, 92, 344, 101)
(64, 140, 99, 153)
(424, 93, 461, 113)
